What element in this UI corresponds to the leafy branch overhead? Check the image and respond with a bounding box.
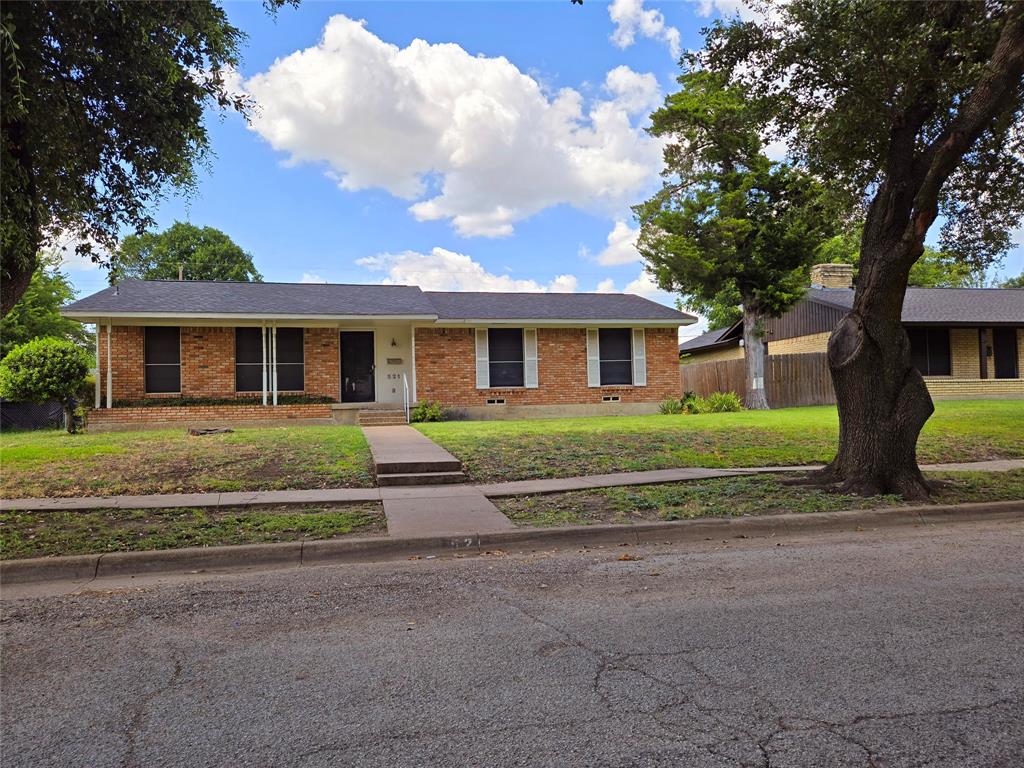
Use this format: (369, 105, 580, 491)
(0, 1, 288, 316)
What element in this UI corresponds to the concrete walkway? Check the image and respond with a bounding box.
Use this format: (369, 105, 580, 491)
(1, 459, 1020, 514)
(378, 484, 515, 537)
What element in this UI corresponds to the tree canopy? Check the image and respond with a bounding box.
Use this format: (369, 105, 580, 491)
(110, 222, 263, 283)
(697, 0, 1024, 497)
(0, 253, 90, 360)
(636, 71, 836, 408)
(0, 1, 293, 316)
(1001, 272, 1024, 288)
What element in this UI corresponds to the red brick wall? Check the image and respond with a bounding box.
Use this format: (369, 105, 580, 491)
(88, 403, 332, 427)
(413, 326, 679, 407)
(98, 325, 340, 401)
(305, 328, 340, 400)
(182, 327, 235, 397)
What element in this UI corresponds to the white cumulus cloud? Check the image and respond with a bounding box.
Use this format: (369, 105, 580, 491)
(594, 220, 642, 266)
(242, 15, 663, 238)
(357, 247, 578, 293)
(300, 273, 326, 284)
(609, 0, 681, 59)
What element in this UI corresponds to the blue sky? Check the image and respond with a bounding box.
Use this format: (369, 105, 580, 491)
(62, 1, 1023, 341)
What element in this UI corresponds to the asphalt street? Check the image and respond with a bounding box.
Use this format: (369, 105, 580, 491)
(2, 519, 1022, 767)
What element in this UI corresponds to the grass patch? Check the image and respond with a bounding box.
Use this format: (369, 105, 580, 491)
(0, 425, 375, 498)
(0, 503, 385, 560)
(496, 470, 1024, 528)
(418, 401, 1024, 483)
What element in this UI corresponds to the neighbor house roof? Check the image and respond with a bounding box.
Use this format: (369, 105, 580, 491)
(807, 287, 1024, 325)
(62, 279, 696, 325)
(679, 287, 1024, 354)
(678, 324, 740, 353)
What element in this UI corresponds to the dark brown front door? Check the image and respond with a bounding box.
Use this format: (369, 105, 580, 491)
(992, 327, 1019, 379)
(340, 331, 375, 402)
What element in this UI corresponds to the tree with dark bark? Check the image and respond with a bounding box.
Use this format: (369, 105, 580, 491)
(0, 1, 295, 317)
(700, 0, 1024, 497)
(635, 72, 836, 409)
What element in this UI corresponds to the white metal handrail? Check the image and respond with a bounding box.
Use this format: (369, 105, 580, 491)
(402, 372, 410, 423)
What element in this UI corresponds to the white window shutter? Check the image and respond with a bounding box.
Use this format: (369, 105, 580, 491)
(586, 328, 600, 387)
(632, 328, 647, 386)
(524, 328, 538, 388)
(475, 329, 489, 389)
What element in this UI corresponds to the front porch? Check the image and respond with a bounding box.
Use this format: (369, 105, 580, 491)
(89, 320, 419, 428)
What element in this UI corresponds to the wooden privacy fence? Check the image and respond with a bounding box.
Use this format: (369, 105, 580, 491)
(679, 352, 837, 409)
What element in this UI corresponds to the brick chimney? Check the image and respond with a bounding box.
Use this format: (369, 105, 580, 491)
(809, 263, 854, 289)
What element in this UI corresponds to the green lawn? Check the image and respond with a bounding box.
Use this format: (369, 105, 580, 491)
(497, 470, 1024, 528)
(0, 425, 374, 498)
(418, 400, 1024, 483)
(0, 503, 385, 560)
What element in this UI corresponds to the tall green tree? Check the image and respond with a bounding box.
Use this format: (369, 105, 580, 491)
(1000, 272, 1024, 288)
(636, 72, 836, 409)
(702, 0, 1024, 497)
(110, 222, 263, 283)
(817, 228, 985, 288)
(0, 253, 90, 359)
(0, 1, 293, 316)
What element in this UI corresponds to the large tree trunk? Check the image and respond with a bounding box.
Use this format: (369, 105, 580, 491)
(741, 303, 769, 410)
(818, 228, 934, 499)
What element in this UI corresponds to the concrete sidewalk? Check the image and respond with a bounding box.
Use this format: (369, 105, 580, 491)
(1, 459, 1021, 512)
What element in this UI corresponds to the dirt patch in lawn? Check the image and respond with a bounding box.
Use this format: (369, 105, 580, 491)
(0, 425, 375, 498)
(0, 503, 385, 560)
(496, 470, 1024, 528)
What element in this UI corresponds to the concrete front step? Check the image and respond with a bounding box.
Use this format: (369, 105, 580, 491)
(357, 410, 408, 426)
(376, 471, 468, 487)
(375, 459, 463, 474)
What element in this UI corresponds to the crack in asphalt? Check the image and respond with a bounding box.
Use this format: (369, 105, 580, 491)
(120, 653, 184, 768)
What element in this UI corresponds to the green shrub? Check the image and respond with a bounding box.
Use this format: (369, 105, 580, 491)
(410, 400, 448, 422)
(111, 394, 334, 408)
(681, 391, 701, 414)
(0, 337, 90, 433)
(704, 391, 744, 412)
(659, 398, 684, 415)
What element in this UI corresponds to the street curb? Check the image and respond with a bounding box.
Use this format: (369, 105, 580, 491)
(1, 500, 1021, 586)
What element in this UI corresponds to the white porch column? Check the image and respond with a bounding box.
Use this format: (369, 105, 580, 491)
(105, 323, 112, 409)
(410, 326, 417, 402)
(94, 322, 101, 409)
(271, 324, 278, 406)
(261, 324, 268, 406)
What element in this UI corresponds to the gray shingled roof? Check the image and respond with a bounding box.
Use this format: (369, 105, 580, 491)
(678, 325, 737, 352)
(807, 287, 1024, 324)
(425, 291, 693, 322)
(62, 279, 696, 323)
(62, 280, 438, 317)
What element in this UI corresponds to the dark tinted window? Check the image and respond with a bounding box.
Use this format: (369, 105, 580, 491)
(599, 328, 632, 385)
(144, 327, 180, 393)
(235, 327, 305, 392)
(907, 327, 950, 376)
(488, 328, 524, 387)
(235, 328, 263, 392)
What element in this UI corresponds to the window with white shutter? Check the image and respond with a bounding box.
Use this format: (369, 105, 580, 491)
(524, 329, 538, 388)
(475, 328, 489, 389)
(586, 329, 600, 387)
(632, 328, 646, 386)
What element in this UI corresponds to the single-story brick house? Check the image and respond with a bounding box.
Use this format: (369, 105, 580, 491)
(62, 280, 695, 428)
(679, 264, 1024, 399)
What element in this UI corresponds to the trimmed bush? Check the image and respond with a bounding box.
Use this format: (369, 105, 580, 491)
(410, 400, 448, 423)
(0, 338, 90, 433)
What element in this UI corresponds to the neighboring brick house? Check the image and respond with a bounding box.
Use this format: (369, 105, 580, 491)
(62, 280, 695, 428)
(679, 263, 1024, 399)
